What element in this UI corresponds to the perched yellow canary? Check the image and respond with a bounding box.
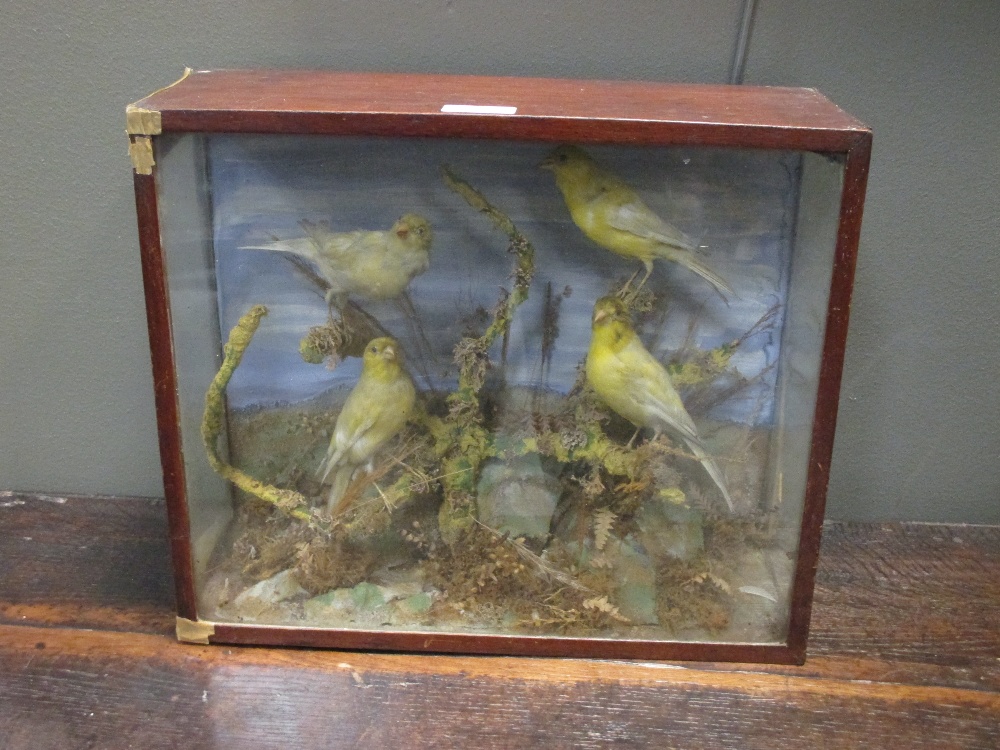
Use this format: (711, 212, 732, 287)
(586, 296, 733, 510)
(241, 213, 433, 305)
(318, 337, 416, 513)
(541, 145, 732, 296)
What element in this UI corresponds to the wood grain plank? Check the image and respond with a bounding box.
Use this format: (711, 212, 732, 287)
(810, 523, 1000, 665)
(0, 626, 210, 750)
(132, 70, 869, 150)
(0, 493, 175, 634)
(1, 624, 997, 750)
(138, 70, 865, 128)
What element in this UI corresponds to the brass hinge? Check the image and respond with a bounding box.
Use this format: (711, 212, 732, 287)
(175, 616, 216, 644)
(128, 136, 155, 175)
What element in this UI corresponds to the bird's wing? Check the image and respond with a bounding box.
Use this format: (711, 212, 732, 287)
(610, 333, 734, 510)
(619, 339, 701, 442)
(278, 255, 332, 297)
(603, 196, 733, 296)
(300, 221, 340, 248)
(318, 412, 377, 482)
(604, 198, 697, 251)
(319, 229, 384, 265)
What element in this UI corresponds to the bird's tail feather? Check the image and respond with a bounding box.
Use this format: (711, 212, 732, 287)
(239, 238, 321, 265)
(325, 466, 353, 515)
(683, 438, 734, 512)
(677, 253, 735, 298)
(318, 443, 347, 483)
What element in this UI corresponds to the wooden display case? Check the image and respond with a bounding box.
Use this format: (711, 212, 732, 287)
(128, 69, 870, 663)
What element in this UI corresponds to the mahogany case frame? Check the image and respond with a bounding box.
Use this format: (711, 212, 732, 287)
(128, 69, 871, 664)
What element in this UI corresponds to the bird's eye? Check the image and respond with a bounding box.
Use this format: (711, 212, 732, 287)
(369, 345, 378, 354)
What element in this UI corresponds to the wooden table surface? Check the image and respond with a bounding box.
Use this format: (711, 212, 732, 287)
(1, 493, 997, 749)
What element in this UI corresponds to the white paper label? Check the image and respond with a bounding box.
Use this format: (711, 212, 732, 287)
(441, 104, 517, 115)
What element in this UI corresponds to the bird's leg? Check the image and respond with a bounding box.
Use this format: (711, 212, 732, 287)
(616, 269, 642, 299)
(626, 427, 643, 449)
(326, 294, 341, 325)
(635, 261, 654, 291)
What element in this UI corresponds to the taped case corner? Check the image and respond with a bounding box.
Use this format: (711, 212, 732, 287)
(126, 105, 162, 136)
(176, 616, 216, 644)
(128, 136, 155, 175)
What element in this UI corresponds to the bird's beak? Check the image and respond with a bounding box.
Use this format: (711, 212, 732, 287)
(593, 307, 608, 325)
(539, 155, 554, 170)
(383, 344, 396, 360)
(396, 226, 409, 240)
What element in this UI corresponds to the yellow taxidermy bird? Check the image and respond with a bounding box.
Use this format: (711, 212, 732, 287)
(318, 337, 416, 514)
(241, 213, 433, 306)
(586, 296, 733, 510)
(541, 145, 732, 296)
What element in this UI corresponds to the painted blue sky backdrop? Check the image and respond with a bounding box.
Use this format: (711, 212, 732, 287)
(207, 135, 800, 424)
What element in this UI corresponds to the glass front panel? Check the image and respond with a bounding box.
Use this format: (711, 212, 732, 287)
(155, 133, 843, 644)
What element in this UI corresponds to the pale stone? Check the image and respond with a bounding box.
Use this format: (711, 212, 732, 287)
(476, 455, 561, 541)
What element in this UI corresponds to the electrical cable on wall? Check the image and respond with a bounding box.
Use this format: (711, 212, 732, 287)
(729, 0, 758, 84)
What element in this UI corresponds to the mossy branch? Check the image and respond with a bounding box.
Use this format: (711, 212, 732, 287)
(434, 166, 538, 544)
(442, 165, 517, 239)
(201, 304, 316, 524)
(442, 165, 535, 352)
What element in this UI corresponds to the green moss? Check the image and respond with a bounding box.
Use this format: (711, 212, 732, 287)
(437, 492, 477, 546)
(201, 305, 318, 525)
(667, 343, 735, 389)
(299, 332, 328, 364)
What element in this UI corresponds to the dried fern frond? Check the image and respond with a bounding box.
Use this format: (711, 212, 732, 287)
(592, 508, 616, 551)
(685, 571, 733, 595)
(583, 595, 630, 623)
(588, 553, 614, 570)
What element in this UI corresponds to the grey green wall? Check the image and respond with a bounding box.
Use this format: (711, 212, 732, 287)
(1, 1, 997, 522)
